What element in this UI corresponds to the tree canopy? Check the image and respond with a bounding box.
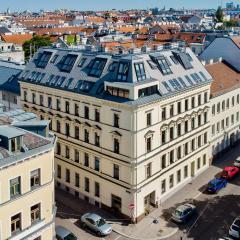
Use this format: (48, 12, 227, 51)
(23, 35, 52, 61)
(216, 6, 224, 22)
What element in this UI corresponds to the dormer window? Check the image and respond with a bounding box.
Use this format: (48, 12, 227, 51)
(89, 58, 107, 77)
(156, 57, 172, 75)
(59, 54, 78, 73)
(134, 62, 146, 81)
(36, 51, 52, 69)
(117, 62, 129, 81)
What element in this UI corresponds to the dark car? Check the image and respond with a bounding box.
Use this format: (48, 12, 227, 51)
(171, 203, 196, 223)
(207, 178, 227, 193)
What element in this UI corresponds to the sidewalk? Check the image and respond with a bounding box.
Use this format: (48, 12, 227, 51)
(56, 145, 240, 240)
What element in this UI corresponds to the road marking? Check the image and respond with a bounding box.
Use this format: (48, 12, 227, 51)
(187, 203, 209, 234)
(193, 192, 202, 199)
(113, 236, 121, 240)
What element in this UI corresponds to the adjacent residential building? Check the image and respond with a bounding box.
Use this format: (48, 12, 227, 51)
(0, 119, 56, 239)
(0, 60, 24, 111)
(205, 60, 240, 158)
(19, 45, 212, 221)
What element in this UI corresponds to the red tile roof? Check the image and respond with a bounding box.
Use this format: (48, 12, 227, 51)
(1, 33, 33, 45)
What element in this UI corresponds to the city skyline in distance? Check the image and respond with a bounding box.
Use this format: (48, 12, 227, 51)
(0, 0, 228, 12)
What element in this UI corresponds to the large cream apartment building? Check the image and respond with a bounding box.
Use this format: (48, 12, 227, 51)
(19, 45, 213, 221)
(0, 118, 56, 239)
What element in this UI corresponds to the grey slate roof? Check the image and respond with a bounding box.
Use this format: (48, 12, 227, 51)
(0, 60, 24, 94)
(20, 46, 212, 106)
(0, 125, 25, 138)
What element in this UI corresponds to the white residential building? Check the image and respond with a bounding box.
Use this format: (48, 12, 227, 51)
(19, 45, 212, 221)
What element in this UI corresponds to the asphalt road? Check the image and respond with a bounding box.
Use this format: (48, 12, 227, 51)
(56, 144, 240, 240)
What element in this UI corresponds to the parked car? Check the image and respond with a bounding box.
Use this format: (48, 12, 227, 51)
(221, 166, 239, 179)
(171, 203, 196, 223)
(56, 226, 78, 240)
(81, 213, 112, 236)
(229, 216, 240, 238)
(207, 178, 227, 193)
(234, 157, 240, 167)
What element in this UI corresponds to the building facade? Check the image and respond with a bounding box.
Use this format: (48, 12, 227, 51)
(0, 121, 56, 239)
(19, 45, 212, 221)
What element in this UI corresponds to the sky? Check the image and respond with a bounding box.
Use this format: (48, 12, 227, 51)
(0, 0, 228, 12)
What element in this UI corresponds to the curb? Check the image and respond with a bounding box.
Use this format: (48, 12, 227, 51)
(113, 227, 179, 240)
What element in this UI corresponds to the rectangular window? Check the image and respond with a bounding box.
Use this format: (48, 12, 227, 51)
(74, 150, 79, 163)
(66, 169, 70, 183)
(114, 113, 119, 128)
(65, 146, 70, 159)
(177, 170, 181, 183)
(204, 132, 208, 144)
(203, 154, 207, 165)
(146, 137, 152, 153)
(170, 150, 174, 164)
(162, 107, 166, 120)
(147, 112, 152, 126)
(197, 157, 201, 169)
(89, 58, 107, 77)
(57, 165, 61, 178)
(184, 165, 188, 178)
(10, 177, 21, 198)
(198, 94, 201, 106)
(31, 204, 40, 223)
(177, 123, 181, 137)
(75, 126, 79, 139)
(177, 102, 181, 114)
(65, 101, 70, 113)
(85, 177, 89, 192)
(40, 95, 44, 106)
(75, 104, 79, 116)
(113, 164, 120, 180)
(31, 169, 40, 189)
(84, 106, 89, 119)
(114, 138, 120, 154)
(11, 213, 21, 234)
(146, 162, 152, 179)
(36, 51, 52, 68)
(198, 135, 202, 148)
(169, 127, 174, 141)
(161, 180, 166, 194)
(78, 57, 87, 67)
(95, 109, 100, 122)
(185, 120, 188, 133)
(48, 97, 52, 108)
(191, 97, 195, 108)
(65, 123, 70, 137)
(117, 62, 129, 81)
(95, 133, 100, 147)
(95, 182, 100, 197)
(75, 173, 80, 187)
(169, 174, 174, 188)
(134, 62, 146, 81)
(177, 146, 182, 160)
(59, 54, 78, 72)
(170, 104, 174, 117)
(84, 129, 89, 143)
(84, 153, 89, 167)
(184, 142, 189, 155)
(185, 99, 189, 111)
(162, 130, 166, 144)
(95, 157, 100, 171)
(56, 99, 61, 111)
(162, 154, 167, 169)
(157, 57, 172, 75)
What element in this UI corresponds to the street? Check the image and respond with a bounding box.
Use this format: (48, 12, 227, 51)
(56, 143, 240, 240)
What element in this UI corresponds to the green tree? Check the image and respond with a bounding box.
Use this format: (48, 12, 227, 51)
(23, 35, 52, 61)
(216, 6, 224, 22)
(224, 19, 238, 27)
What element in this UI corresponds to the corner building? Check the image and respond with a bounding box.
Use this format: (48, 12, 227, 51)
(20, 45, 212, 221)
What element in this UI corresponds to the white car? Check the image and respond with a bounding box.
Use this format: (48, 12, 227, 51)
(234, 157, 240, 167)
(229, 217, 240, 238)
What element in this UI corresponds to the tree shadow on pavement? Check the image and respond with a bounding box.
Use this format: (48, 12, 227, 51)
(160, 194, 240, 240)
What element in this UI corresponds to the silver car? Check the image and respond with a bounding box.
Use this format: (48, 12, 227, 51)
(229, 216, 240, 238)
(56, 226, 78, 240)
(81, 213, 112, 236)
